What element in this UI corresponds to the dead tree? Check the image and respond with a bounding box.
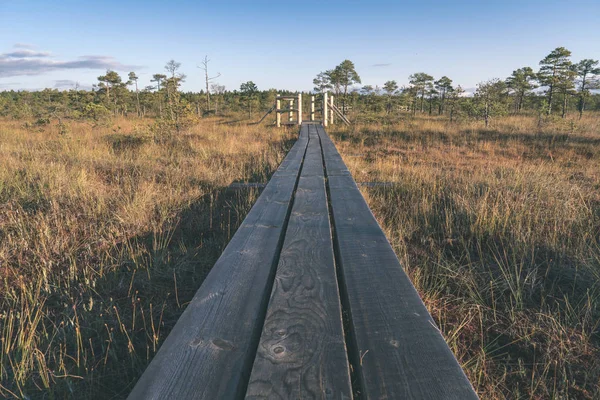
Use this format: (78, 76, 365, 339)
(198, 56, 221, 113)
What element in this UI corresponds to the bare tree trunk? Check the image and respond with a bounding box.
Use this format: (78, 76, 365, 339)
(547, 84, 554, 115)
(156, 81, 163, 118)
(135, 81, 141, 117)
(166, 85, 175, 122)
(205, 74, 210, 111)
(485, 100, 489, 127)
(578, 78, 587, 120)
(199, 56, 220, 114)
(517, 91, 524, 113)
(547, 65, 558, 115)
(343, 86, 348, 115)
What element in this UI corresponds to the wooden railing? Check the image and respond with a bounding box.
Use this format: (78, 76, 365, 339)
(128, 124, 478, 399)
(256, 93, 348, 127)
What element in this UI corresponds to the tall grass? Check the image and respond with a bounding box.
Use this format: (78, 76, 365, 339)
(3, 112, 599, 399)
(0, 117, 293, 398)
(331, 114, 600, 399)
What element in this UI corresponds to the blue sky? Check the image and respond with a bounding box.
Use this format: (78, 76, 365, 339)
(1, 0, 599, 92)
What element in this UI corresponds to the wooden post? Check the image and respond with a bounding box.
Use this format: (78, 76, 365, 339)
(330, 95, 335, 125)
(297, 93, 302, 125)
(323, 92, 328, 127)
(310, 95, 315, 121)
(288, 99, 293, 123)
(276, 96, 281, 127)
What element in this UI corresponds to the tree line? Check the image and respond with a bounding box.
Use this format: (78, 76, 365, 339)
(1, 47, 599, 128)
(0, 58, 285, 126)
(315, 48, 599, 125)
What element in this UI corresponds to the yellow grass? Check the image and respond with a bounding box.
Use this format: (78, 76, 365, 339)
(0, 117, 293, 398)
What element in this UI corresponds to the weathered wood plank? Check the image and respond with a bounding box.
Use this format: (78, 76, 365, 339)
(316, 125, 478, 399)
(127, 126, 310, 400)
(246, 124, 352, 399)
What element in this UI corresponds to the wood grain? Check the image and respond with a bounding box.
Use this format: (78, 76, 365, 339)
(130, 123, 479, 400)
(316, 125, 479, 400)
(246, 124, 352, 400)
(127, 126, 309, 400)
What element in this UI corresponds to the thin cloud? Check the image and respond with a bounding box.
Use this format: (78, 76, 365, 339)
(0, 82, 20, 89)
(0, 44, 142, 78)
(54, 80, 93, 90)
(13, 43, 35, 49)
(372, 63, 392, 67)
(462, 87, 476, 97)
(4, 49, 51, 58)
(54, 79, 76, 89)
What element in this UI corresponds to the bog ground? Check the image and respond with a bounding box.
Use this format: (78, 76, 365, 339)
(1, 114, 599, 399)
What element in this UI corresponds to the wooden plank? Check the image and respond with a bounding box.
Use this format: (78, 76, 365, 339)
(276, 96, 281, 127)
(297, 93, 302, 125)
(227, 182, 395, 190)
(330, 95, 335, 125)
(330, 103, 351, 125)
(316, 125, 478, 399)
(228, 182, 268, 189)
(254, 105, 275, 125)
(246, 124, 352, 399)
(323, 92, 328, 127)
(127, 126, 310, 400)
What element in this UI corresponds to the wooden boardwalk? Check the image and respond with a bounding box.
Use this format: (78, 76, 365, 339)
(128, 124, 478, 399)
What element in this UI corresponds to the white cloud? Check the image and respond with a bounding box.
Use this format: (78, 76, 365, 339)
(0, 44, 142, 78)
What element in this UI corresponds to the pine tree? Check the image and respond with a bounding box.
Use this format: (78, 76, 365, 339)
(128, 72, 141, 117)
(383, 80, 398, 114)
(409, 73, 434, 113)
(538, 47, 574, 116)
(434, 76, 453, 114)
(475, 79, 508, 127)
(240, 81, 258, 118)
(331, 60, 361, 113)
(574, 59, 600, 119)
(505, 67, 537, 113)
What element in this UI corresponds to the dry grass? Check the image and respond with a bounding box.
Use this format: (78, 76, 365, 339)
(330, 114, 600, 399)
(3, 111, 599, 399)
(0, 117, 294, 398)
